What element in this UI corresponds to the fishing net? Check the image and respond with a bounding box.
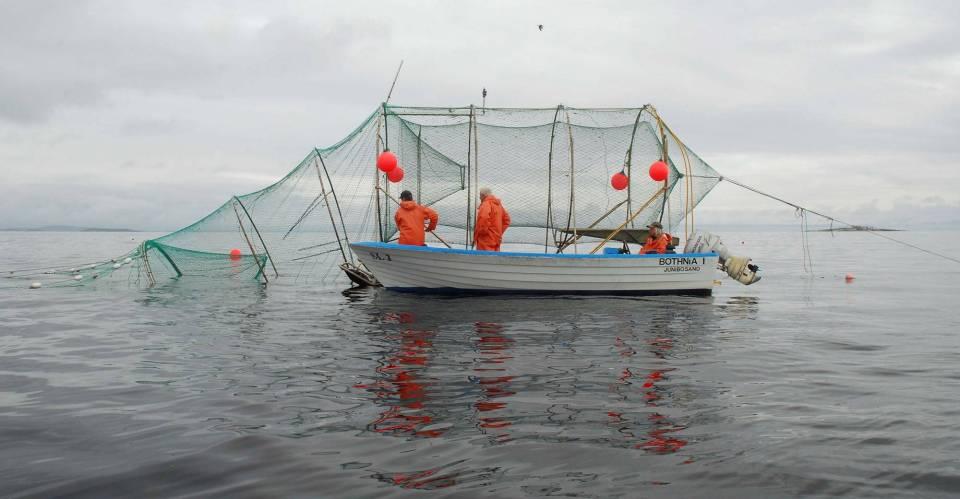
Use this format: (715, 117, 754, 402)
(4, 105, 721, 288)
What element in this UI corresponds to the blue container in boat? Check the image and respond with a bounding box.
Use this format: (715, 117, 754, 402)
(603, 247, 621, 255)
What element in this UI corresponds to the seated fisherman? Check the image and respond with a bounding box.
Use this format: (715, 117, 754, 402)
(641, 221, 672, 254)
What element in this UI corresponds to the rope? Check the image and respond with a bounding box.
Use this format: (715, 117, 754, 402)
(798, 208, 814, 274)
(723, 176, 960, 265)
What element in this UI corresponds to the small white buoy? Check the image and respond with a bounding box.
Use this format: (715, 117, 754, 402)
(123, 257, 132, 265)
(74, 275, 83, 281)
(69, 268, 76, 273)
(112, 263, 122, 269)
(30, 282, 42, 289)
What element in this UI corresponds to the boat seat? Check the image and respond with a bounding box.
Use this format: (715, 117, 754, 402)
(560, 228, 680, 247)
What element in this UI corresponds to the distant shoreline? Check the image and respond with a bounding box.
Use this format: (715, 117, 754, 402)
(1, 226, 139, 232)
(809, 227, 900, 232)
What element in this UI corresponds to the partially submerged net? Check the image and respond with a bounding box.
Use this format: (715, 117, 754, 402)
(4, 104, 722, 288)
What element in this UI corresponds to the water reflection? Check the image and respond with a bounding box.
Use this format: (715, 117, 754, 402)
(608, 335, 688, 455)
(354, 312, 445, 439)
(471, 321, 514, 443)
(717, 295, 760, 320)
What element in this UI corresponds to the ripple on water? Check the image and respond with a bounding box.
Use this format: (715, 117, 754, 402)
(3, 231, 960, 497)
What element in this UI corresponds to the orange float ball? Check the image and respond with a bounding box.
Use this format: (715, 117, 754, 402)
(610, 172, 628, 190)
(377, 151, 398, 173)
(649, 160, 669, 182)
(387, 166, 404, 183)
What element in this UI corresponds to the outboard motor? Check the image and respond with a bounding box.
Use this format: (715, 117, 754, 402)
(683, 232, 761, 285)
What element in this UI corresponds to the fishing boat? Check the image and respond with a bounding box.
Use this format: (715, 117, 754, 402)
(335, 104, 762, 294)
(350, 241, 720, 295)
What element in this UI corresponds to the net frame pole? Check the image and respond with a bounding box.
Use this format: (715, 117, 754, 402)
(545, 105, 562, 252)
(139, 241, 158, 286)
(653, 108, 671, 226)
(383, 107, 391, 242)
(142, 241, 183, 279)
(233, 196, 279, 278)
(624, 106, 649, 225)
(465, 105, 474, 248)
(562, 108, 577, 252)
(416, 125, 423, 202)
(658, 118, 697, 239)
(317, 151, 354, 264)
(232, 200, 268, 283)
(472, 105, 480, 245)
(313, 153, 351, 265)
(375, 110, 384, 242)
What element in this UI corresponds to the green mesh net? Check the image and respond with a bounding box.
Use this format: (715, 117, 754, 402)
(4, 105, 722, 288)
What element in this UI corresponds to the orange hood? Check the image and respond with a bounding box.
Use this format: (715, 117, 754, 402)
(482, 195, 502, 206)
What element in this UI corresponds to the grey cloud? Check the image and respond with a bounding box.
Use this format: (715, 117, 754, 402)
(0, 1, 389, 123)
(1, 0, 959, 230)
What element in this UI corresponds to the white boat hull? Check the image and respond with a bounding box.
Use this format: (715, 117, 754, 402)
(350, 242, 719, 295)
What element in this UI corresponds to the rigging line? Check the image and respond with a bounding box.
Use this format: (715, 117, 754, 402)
(384, 60, 404, 104)
(723, 176, 960, 265)
(290, 248, 342, 262)
(281, 193, 325, 240)
(797, 208, 813, 274)
(297, 240, 339, 252)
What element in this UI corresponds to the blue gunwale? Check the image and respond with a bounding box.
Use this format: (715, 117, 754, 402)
(351, 241, 718, 260)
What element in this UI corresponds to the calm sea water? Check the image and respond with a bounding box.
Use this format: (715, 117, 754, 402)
(1, 230, 959, 498)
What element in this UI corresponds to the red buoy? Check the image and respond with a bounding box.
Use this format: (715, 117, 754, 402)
(649, 160, 669, 182)
(387, 166, 404, 183)
(611, 172, 628, 190)
(377, 151, 398, 173)
(229, 248, 242, 260)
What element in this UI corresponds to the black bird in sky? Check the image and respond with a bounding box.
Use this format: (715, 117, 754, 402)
(538, 24, 543, 31)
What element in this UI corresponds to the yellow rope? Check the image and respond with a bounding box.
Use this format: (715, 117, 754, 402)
(589, 187, 667, 254)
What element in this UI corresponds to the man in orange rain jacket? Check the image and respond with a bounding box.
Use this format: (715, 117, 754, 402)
(395, 190, 439, 246)
(641, 221, 672, 254)
(474, 187, 511, 251)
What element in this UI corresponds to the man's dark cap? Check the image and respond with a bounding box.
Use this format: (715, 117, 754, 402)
(400, 190, 413, 200)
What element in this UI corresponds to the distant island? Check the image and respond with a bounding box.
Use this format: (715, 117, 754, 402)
(1, 225, 138, 232)
(810, 225, 900, 232)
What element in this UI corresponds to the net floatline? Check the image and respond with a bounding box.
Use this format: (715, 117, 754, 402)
(1, 249, 141, 289)
(14, 105, 720, 288)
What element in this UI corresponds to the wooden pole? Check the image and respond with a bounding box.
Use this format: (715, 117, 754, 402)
(589, 187, 666, 254)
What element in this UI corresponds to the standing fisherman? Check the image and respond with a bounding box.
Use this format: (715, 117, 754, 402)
(394, 190, 438, 246)
(474, 187, 511, 251)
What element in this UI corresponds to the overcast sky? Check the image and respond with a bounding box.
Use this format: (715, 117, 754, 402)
(2, 0, 959, 230)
